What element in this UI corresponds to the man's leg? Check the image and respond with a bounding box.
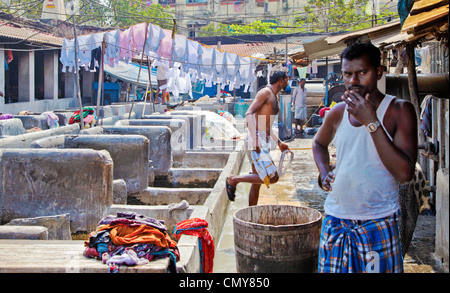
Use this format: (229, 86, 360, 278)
(299, 119, 305, 133)
(294, 119, 300, 133)
(248, 183, 261, 206)
(227, 164, 279, 206)
(162, 89, 167, 104)
(155, 88, 160, 103)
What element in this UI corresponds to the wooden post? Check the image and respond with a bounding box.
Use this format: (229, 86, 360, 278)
(142, 55, 152, 117)
(405, 43, 427, 173)
(128, 23, 149, 119)
(72, 14, 84, 129)
(96, 34, 106, 126)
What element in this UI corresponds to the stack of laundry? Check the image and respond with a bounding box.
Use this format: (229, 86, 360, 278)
(69, 107, 97, 129)
(83, 212, 180, 273)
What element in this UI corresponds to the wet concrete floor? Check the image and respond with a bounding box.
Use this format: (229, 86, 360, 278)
(213, 133, 446, 273)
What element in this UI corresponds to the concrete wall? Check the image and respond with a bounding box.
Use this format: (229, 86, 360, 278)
(102, 125, 172, 178)
(115, 118, 187, 163)
(435, 168, 449, 271)
(0, 124, 80, 148)
(0, 148, 113, 233)
(0, 119, 26, 137)
(64, 134, 149, 194)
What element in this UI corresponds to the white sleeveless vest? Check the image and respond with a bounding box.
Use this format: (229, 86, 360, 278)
(324, 94, 400, 220)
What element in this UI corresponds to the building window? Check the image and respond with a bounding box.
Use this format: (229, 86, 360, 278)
(158, 0, 175, 5)
(186, 0, 208, 3)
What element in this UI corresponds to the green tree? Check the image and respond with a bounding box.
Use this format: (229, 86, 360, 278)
(3, 0, 174, 29)
(302, 0, 397, 33)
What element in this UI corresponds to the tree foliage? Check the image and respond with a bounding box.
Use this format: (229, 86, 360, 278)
(200, 0, 398, 36)
(3, 0, 174, 29)
(300, 0, 397, 32)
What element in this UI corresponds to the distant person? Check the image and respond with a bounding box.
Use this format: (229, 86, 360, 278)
(292, 78, 307, 134)
(226, 65, 291, 206)
(155, 65, 168, 104)
(312, 42, 417, 273)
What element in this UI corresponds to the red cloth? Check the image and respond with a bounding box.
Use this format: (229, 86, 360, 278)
(174, 218, 214, 273)
(319, 107, 330, 118)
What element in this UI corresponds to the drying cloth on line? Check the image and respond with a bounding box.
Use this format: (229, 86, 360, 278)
(173, 218, 214, 273)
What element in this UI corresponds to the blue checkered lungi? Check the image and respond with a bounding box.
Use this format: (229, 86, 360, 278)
(318, 212, 403, 273)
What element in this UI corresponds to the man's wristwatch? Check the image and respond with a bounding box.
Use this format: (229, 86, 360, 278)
(366, 120, 380, 133)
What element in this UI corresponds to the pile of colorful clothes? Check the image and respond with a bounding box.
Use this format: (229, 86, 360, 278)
(69, 107, 97, 129)
(84, 212, 179, 273)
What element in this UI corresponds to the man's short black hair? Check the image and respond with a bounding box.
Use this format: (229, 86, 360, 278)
(269, 65, 289, 84)
(341, 43, 381, 68)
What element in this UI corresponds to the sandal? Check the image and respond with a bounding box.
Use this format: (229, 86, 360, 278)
(226, 178, 236, 201)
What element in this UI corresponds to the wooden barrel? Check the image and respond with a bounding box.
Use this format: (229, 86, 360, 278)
(233, 205, 323, 273)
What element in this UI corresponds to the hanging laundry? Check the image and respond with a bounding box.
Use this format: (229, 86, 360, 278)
(420, 95, 433, 138)
(118, 27, 133, 63)
(89, 46, 102, 71)
(214, 49, 225, 84)
(76, 34, 95, 69)
(185, 39, 203, 82)
(105, 30, 120, 66)
(157, 29, 174, 65)
(60, 38, 75, 72)
(199, 46, 216, 87)
(146, 23, 165, 55)
(238, 56, 256, 93)
(224, 51, 240, 91)
(172, 34, 188, 70)
(5, 50, 13, 64)
(131, 22, 149, 53)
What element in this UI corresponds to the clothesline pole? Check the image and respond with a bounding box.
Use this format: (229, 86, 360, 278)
(148, 57, 155, 113)
(128, 22, 149, 120)
(96, 34, 106, 127)
(142, 55, 151, 117)
(72, 12, 84, 129)
(216, 41, 221, 102)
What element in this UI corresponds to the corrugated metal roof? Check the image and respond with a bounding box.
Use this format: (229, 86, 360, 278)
(401, 0, 449, 35)
(209, 41, 300, 60)
(0, 21, 63, 46)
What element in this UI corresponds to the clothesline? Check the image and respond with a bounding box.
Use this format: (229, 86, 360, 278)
(62, 40, 261, 67)
(60, 21, 271, 93)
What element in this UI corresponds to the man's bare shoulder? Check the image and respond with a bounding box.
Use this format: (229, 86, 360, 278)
(326, 102, 346, 120)
(390, 97, 415, 114)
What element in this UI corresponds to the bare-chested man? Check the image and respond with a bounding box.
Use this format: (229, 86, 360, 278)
(226, 65, 290, 206)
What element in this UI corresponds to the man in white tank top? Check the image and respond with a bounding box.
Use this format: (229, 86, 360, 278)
(312, 43, 418, 273)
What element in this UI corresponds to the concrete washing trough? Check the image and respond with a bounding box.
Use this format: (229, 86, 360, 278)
(0, 106, 247, 273)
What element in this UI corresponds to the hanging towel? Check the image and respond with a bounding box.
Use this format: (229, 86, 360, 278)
(131, 22, 148, 53)
(146, 23, 165, 54)
(118, 27, 133, 63)
(420, 95, 433, 138)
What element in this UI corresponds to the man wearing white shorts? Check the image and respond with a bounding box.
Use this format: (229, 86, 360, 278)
(292, 78, 307, 134)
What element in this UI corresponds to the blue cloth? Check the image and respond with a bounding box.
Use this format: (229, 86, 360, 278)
(318, 212, 403, 273)
(421, 97, 432, 138)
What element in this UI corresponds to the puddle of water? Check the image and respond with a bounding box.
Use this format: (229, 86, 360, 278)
(213, 158, 251, 273)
